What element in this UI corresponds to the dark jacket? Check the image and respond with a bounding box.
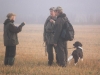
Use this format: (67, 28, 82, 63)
(43, 16, 56, 44)
(3, 19, 23, 46)
(53, 13, 67, 44)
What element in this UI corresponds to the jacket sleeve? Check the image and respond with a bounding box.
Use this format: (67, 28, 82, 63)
(43, 17, 49, 42)
(9, 23, 23, 33)
(53, 18, 63, 44)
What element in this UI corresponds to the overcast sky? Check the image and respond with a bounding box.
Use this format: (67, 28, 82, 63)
(0, 0, 100, 24)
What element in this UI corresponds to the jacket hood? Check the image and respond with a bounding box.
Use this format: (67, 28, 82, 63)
(57, 13, 66, 18)
(4, 19, 14, 25)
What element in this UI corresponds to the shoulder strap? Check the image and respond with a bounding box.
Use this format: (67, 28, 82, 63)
(61, 17, 67, 29)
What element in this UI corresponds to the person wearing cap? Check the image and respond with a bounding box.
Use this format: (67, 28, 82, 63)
(53, 7, 69, 67)
(43, 7, 59, 66)
(3, 13, 25, 66)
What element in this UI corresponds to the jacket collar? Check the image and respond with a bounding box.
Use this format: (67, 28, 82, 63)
(4, 19, 14, 25)
(57, 13, 66, 18)
(47, 16, 57, 21)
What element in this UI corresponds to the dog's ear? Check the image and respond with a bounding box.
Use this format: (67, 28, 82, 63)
(73, 44, 75, 46)
(73, 43, 76, 47)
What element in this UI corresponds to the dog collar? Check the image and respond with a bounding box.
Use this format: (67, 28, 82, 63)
(78, 46, 83, 50)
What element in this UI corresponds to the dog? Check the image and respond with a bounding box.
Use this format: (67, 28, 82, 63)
(68, 41, 83, 66)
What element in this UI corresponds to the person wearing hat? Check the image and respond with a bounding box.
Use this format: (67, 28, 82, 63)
(43, 7, 59, 66)
(53, 7, 69, 67)
(3, 13, 25, 66)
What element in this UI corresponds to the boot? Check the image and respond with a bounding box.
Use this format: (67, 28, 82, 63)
(4, 57, 9, 66)
(8, 57, 15, 66)
(48, 61, 53, 66)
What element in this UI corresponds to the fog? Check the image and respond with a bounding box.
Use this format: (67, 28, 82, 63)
(0, 0, 100, 24)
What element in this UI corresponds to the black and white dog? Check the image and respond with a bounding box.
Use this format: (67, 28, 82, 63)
(68, 41, 83, 65)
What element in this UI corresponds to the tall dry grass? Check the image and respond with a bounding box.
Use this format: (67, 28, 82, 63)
(0, 24, 100, 75)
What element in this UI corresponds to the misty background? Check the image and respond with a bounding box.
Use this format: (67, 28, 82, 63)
(0, 0, 100, 25)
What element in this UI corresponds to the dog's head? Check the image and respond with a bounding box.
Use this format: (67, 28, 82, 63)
(73, 41, 82, 48)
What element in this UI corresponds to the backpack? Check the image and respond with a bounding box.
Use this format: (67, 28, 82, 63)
(61, 18, 75, 41)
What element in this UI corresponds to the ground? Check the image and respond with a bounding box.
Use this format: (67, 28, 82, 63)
(0, 24, 100, 75)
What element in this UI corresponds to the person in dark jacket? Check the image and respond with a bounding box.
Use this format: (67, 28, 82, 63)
(53, 7, 68, 67)
(3, 13, 25, 66)
(43, 7, 59, 66)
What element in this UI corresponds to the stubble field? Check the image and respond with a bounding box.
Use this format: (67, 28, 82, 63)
(0, 24, 100, 75)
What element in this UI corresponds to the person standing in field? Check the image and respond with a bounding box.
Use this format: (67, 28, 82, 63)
(53, 7, 68, 67)
(43, 7, 59, 66)
(3, 13, 25, 66)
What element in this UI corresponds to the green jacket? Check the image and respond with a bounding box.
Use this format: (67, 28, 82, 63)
(3, 19, 23, 46)
(43, 16, 56, 44)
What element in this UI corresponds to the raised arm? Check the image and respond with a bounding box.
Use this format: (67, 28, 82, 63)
(9, 22, 25, 33)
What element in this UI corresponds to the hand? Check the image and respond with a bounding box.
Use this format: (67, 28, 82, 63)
(54, 44, 57, 47)
(21, 22, 25, 26)
(50, 19, 54, 23)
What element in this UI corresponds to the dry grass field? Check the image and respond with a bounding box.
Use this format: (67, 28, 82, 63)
(0, 24, 100, 75)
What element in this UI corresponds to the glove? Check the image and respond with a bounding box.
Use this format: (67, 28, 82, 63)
(20, 22, 25, 27)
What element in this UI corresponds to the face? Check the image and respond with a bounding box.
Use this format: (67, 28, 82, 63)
(50, 10, 55, 17)
(55, 11, 59, 16)
(54, 11, 57, 16)
(10, 16, 16, 21)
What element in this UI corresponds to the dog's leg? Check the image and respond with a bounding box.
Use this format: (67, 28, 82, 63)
(74, 63, 77, 66)
(81, 58, 83, 61)
(74, 57, 79, 66)
(68, 55, 73, 63)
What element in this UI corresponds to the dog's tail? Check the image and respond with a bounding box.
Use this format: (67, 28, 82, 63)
(68, 55, 73, 62)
